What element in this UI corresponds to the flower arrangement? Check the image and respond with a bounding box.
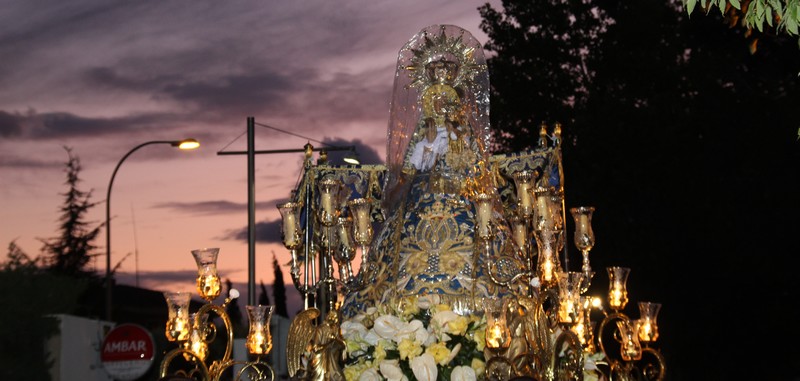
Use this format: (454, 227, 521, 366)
(341, 295, 487, 381)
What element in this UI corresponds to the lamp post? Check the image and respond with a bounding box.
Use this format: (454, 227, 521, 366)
(105, 138, 199, 321)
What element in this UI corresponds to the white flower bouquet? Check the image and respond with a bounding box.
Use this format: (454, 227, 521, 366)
(341, 295, 487, 381)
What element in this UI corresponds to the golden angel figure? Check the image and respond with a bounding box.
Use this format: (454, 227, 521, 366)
(287, 308, 346, 381)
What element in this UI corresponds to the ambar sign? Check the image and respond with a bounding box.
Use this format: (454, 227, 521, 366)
(101, 324, 155, 381)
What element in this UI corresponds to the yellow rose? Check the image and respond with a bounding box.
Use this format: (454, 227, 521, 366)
(471, 358, 485, 376)
(398, 338, 423, 360)
(374, 340, 388, 362)
(447, 316, 469, 336)
(344, 360, 371, 381)
(434, 303, 451, 313)
(473, 328, 486, 351)
(426, 342, 451, 366)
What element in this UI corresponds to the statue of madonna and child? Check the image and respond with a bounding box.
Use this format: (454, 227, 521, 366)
(340, 24, 510, 319)
(286, 25, 568, 381)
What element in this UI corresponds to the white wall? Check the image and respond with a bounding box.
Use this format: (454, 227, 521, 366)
(47, 314, 115, 381)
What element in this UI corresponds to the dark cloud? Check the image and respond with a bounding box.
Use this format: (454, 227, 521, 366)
(321, 138, 384, 166)
(0, 154, 62, 169)
(221, 218, 282, 244)
(32, 111, 178, 139)
(152, 199, 280, 215)
(159, 71, 297, 116)
(0, 111, 22, 137)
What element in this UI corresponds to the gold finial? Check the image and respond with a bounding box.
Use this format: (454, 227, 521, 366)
(538, 122, 548, 148)
(304, 143, 314, 159)
(553, 122, 562, 138)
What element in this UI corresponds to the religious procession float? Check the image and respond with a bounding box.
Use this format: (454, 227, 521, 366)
(156, 25, 665, 381)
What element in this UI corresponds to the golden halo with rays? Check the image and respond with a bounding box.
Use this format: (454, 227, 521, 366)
(403, 26, 485, 91)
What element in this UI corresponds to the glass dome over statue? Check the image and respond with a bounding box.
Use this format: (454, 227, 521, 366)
(342, 24, 509, 316)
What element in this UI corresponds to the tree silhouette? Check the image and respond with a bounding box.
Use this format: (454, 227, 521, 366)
(479, 1, 800, 379)
(272, 254, 288, 318)
(258, 279, 271, 306)
(225, 278, 245, 337)
(39, 147, 101, 278)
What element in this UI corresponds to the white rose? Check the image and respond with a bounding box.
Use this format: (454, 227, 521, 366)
(363, 329, 381, 346)
(379, 359, 408, 381)
(410, 353, 438, 381)
(450, 365, 477, 381)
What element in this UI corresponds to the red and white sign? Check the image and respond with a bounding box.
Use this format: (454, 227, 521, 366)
(101, 324, 155, 381)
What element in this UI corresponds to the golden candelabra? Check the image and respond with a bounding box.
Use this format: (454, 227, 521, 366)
(158, 248, 275, 381)
(278, 125, 666, 381)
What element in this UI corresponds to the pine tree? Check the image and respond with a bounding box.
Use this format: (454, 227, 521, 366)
(224, 278, 245, 337)
(272, 254, 288, 318)
(39, 147, 102, 277)
(258, 280, 271, 306)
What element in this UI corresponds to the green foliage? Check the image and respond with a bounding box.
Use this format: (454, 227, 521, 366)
(684, 0, 800, 45)
(39, 147, 102, 278)
(0, 265, 87, 380)
(271, 254, 289, 317)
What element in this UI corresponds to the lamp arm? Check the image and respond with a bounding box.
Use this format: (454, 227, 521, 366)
(105, 140, 178, 321)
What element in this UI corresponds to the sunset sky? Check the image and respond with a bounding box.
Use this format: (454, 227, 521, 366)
(0, 0, 500, 311)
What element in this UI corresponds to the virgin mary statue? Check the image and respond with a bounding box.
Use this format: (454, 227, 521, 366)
(343, 25, 510, 316)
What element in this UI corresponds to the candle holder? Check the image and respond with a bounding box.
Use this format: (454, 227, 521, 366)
(534, 229, 563, 288)
(317, 178, 342, 227)
(616, 319, 643, 361)
(159, 250, 275, 381)
(484, 297, 513, 380)
(184, 313, 209, 361)
(246, 305, 274, 355)
(348, 198, 375, 287)
(164, 291, 191, 342)
(333, 216, 356, 286)
(556, 271, 585, 325)
(192, 248, 221, 302)
(513, 170, 535, 218)
(570, 206, 595, 292)
(637, 302, 661, 343)
(607, 266, 631, 311)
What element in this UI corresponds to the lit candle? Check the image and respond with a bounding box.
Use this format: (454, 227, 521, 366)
(321, 192, 333, 215)
(476, 194, 492, 238)
(578, 214, 589, 234)
(610, 288, 624, 308)
(542, 259, 554, 282)
(356, 207, 370, 237)
(513, 222, 527, 249)
(517, 182, 531, 215)
(198, 274, 221, 300)
(282, 211, 298, 246)
(486, 323, 504, 349)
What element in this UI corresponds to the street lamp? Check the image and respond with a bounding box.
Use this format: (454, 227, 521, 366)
(105, 138, 199, 321)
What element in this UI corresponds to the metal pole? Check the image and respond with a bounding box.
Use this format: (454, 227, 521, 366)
(247, 116, 256, 306)
(106, 140, 175, 322)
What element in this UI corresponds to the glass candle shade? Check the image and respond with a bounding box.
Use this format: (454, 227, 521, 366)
(534, 229, 563, 287)
(532, 186, 554, 231)
(192, 248, 221, 301)
(277, 202, 302, 248)
(484, 298, 511, 350)
(317, 178, 341, 227)
(606, 266, 630, 311)
(616, 320, 643, 361)
(474, 193, 493, 240)
(348, 198, 373, 246)
(185, 313, 209, 361)
(164, 291, 191, 341)
(512, 170, 534, 217)
(557, 271, 585, 325)
(570, 206, 595, 253)
(509, 214, 528, 251)
(637, 302, 661, 343)
(246, 305, 274, 355)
